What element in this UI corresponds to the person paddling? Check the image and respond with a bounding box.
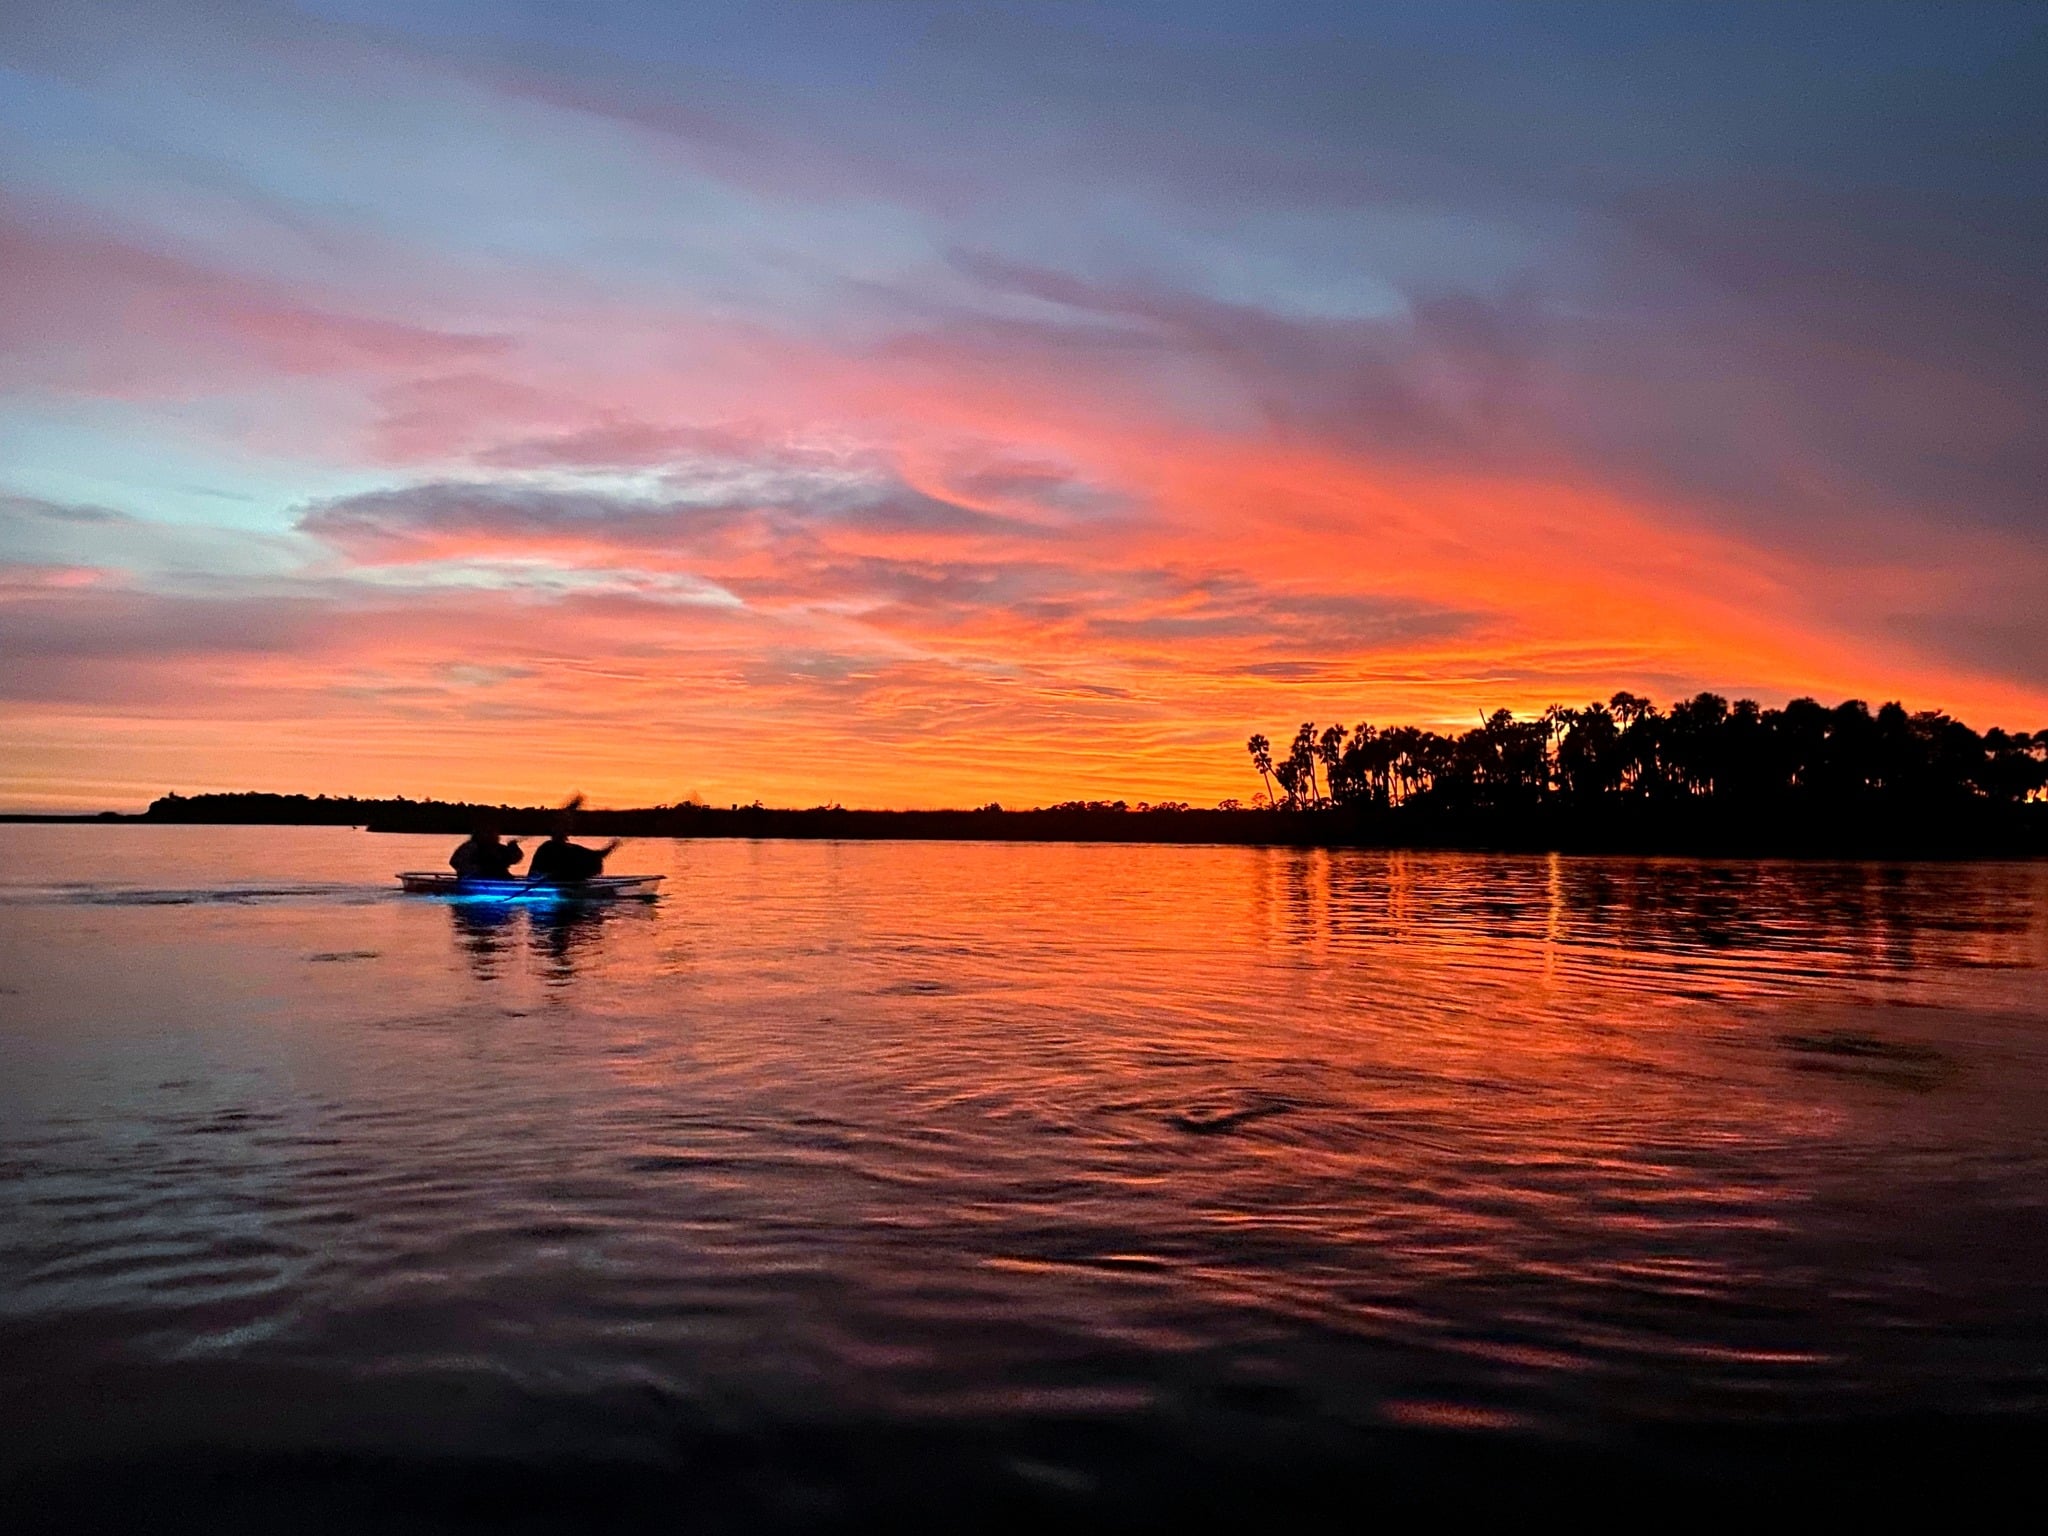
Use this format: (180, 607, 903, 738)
(526, 798, 620, 884)
(449, 822, 523, 880)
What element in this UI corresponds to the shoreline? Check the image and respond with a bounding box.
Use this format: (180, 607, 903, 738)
(9, 805, 2045, 860)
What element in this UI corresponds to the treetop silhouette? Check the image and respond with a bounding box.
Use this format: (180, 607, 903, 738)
(1244, 691, 2048, 812)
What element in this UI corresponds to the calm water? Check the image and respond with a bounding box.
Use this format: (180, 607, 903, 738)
(4, 826, 2047, 1526)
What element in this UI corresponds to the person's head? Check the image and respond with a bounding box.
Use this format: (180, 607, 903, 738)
(552, 793, 585, 841)
(473, 818, 502, 844)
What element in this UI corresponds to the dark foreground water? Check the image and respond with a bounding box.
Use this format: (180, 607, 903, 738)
(3, 827, 2047, 1528)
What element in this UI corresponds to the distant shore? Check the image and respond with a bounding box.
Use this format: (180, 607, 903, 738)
(0, 812, 135, 824)
(8, 796, 2044, 859)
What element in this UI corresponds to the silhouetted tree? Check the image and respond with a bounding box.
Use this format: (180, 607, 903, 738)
(1289, 722, 1322, 807)
(1272, 758, 1303, 810)
(1246, 734, 1275, 806)
(1240, 691, 2048, 826)
(1318, 723, 1346, 806)
(1557, 702, 1621, 798)
(1666, 692, 1729, 796)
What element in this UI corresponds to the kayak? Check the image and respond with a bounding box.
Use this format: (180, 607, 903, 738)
(396, 872, 664, 900)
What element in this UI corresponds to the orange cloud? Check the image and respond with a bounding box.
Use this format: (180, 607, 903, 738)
(5, 199, 2044, 812)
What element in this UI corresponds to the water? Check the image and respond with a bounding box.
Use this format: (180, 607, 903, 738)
(4, 826, 2046, 1525)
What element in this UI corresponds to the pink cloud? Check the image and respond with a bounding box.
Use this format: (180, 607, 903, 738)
(0, 203, 506, 399)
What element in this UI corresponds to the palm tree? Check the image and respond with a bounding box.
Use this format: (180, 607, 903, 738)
(1317, 723, 1347, 803)
(1246, 734, 1275, 806)
(1558, 701, 1619, 798)
(1290, 722, 1321, 806)
(1608, 692, 1663, 795)
(1541, 704, 1575, 795)
(1273, 758, 1302, 810)
(1340, 723, 1388, 807)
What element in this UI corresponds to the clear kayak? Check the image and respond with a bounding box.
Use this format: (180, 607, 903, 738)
(396, 872, 664, 900)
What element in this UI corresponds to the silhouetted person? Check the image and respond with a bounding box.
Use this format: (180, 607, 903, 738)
(526, 813, 620, 884)
(450, 824, 523, 880)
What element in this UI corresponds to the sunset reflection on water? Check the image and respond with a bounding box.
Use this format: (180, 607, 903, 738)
(3, 827, 2046, 1520)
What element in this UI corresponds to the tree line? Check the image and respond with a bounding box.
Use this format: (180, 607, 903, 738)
(1246, 693, 2048, 812)
(128, 692, 2048, 857)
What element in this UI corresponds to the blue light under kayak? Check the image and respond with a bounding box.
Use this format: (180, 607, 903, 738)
(395, 873, 663, 901)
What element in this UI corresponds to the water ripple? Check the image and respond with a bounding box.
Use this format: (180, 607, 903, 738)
(3, 829, 2047, 1515)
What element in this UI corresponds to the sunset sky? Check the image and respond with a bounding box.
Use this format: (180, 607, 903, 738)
(3, 1, 2045, 810)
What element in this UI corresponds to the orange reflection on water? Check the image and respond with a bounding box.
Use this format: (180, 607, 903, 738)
(5, 826, 2048, 1450)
